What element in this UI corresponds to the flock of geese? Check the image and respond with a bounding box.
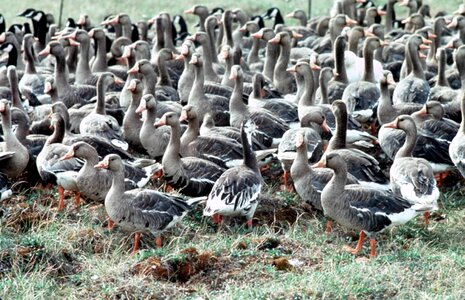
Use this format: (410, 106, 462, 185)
(1, 0, 465, 258)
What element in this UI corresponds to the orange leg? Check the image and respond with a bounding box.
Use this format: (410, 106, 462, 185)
(132, 232, 141, 255)
(370, 120, 378, 136)
(108, 218, 115, 231)
(152, 169, 164, 180)
(155, 236, 163, 248)
(58, 186, 65, 211)
(325, 219, 333, 233)
(423, 211, 430, 226)
(344, 231, 366, 255)
(74, 192, 81, 206)
(369, 238, 377, 258)
(246, 219, 253, 229)
(213, 213, 223, 225)
(164, 185, 174, 193)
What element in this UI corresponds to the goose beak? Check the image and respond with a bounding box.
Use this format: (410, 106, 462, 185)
(44, 82, 52, 94)
(322, 118, 330, 133)
(447, 18, 457, 29)
(114, 77, 124, 85)
(175, 54, 185, 61)
(428, 32, 437, 40)
(417, 105, 428, 116)
(185, 8, 194, 14)
(68, 38, 80, 47)
(292, 31, 303, 39)
(419, 44, 430, 50)
(286, 65, 297, 73)
(94, 161, 108, 169)
(154, 119, 165, 127)
(345, 17, 358, 26)
(364, 29, 375, 37)
(229, 67, 238, 80)
(126, 80, 137, 91)
(419, 52, 427, 59)
(260, 88, 266, 98)
(88, 29, 95, 37)
(268, 35, 280, 44)
(356, 0, 366, 2)
(239, 25, 247, 32)
(0, 102, 5, 113)
(135, 99, 146, 113)
(121, 46, 132, 58)
(186, 35, 195, 41)
(189, 55, 198, 65)
(77, 15, 86, 26)
(422, 37, 432, 45)
(382, 119, 398, 129)
(60, 149, 75, 161)
(250, 32, 262, 39)
(127, 64, 139, 74)
(285, 12, 295, 18)
(311, 160, 326, 169)
(38, 45, 50, 57)
(377, 10, 387, 16)
(0, 33, 5, 43)
(310, 63, 321, 70)
(179, 110, 188, 122)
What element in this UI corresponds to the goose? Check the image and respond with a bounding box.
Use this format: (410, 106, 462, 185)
(0, 99, 29, 179)
(314, 35, 348, 104)
(156, 112, 225, 197)
(60, 141, 162, 203)
(250, 28, 280, 81)
(79, 72, 127, 150)
(315, 100, 389, 186)
(186, 31, 223, 81)
(291, 132, 358, 211)
(94, 153, 204, 253)
(38, 41, 96, 107)
(342, 37, 384, 123)
(36, 113, 83, 210)
(200, 113, 272, 150)
(137, 94, 172, 160)
(278, 110, 328, 191)
(248, 73, 298, 123)
(377, 71, 422, 125)
(449, 88, 465, 179)
(204, 119, 263, 228)
(429, 48, 458, 104)
(187, 53, 230, 126)
(180, 105, 244, 168)
(317, 152, 423, 258)
(154, 48, 180, 102)
(0, 31, 25, 70)
(18, 34, 51, 105)
(122, 79, 145, 152)
(268, 31, 298, 95)
(262, 7, 284, 29)
(184, 5, 209, 32)
(392, 34, 430, 105)
(383, 115, 440, 225)
(17, 9, 48, 54)
(229, 65, 289, 144)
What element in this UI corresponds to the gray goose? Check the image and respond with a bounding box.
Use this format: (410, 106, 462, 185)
(377, 71, 422, 125)
(278, 110, 328, 191)
(341, 37, 384, 123)
(392, 34, 430, 105)
(186, 32, 223, 82)
(122, 79, 144, 152)
(79, 72, 127, 150)
(36, 113, 82, 210)
(156, 112, 225, 197)
(180, 105, 244, 168)
(268, 31, 297, 95)
(94, 154, 204, 254)
(318, 152, 423, 258)
(383, 115, 440, 225)
(60, 141, 162, 203)
(184, 5, 209, 32)
(229, 65, 289, 144)
(38, 41, 96, 108)
(291, 132, 358, 211)
(188, 53, 230, 126)
(449, 88, 465, 179)
(18, 33, 51, 105)
(314, 100, 389, 186)
(204, 119, 263, 228)
(137, 94, 172, 160)
(250, 28, 280, 81)
(0, 99, 30, 179)
(127, 59, 173, 102)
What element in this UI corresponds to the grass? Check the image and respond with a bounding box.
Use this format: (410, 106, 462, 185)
(1, 0, 465, 298)
(0, 181, 464, 299)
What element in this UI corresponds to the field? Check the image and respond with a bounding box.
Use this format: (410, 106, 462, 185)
(1, 0, 465, 299)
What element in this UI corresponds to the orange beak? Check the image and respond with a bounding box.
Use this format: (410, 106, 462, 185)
(250, 32, 263, 39)
(38, 45, 50, 57)
(135, 99, 146, 113)
(179, 110, 188, 122)
(382, 119, 398, 129)
(154, 115, 167, 127)
(268, 35, 280, 44)
(286, 65, 297, 73)
(185, 8, 194, 14)
(60, 149, 75, 160)
(94, 160, 109, 169)
(127, 64, 139, 74)
(311, 160, 326, 168)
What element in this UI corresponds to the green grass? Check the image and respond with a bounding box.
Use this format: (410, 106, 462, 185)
(0, 185, 464, 299)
